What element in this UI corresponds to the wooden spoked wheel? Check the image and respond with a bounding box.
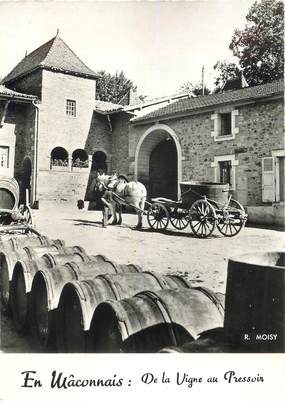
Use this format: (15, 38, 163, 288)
(19, 204, 33, 226)
(189, 199, 216, 238)
(216, 199, 246, 237)
(170, 207, 189, 230)
(147, 203, 170, 231)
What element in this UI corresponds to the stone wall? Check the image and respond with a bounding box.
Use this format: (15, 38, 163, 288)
(29, 70, 122, 202)
(130, 98, 284, 207)
(38, 70, 96, 170)
(111, 112, 132, 177)
(0, 100, 16, 177)
(37, 169, 91, 203)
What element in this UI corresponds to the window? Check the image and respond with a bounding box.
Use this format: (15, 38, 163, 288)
(0, 146, 9, 168)
(211, 154, 238, 190)
(50, 147, 69, 168)
(219, 160, 232, 186)
(211, 109, 239, 141)
(220, 113, 232, 136)
(66, 100, 76, 117)
(72, 149, 88, 168)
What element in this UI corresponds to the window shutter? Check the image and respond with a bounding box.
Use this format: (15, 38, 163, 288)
(262, 157, 275, 202)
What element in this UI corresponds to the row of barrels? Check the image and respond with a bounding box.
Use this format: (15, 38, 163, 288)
(0, 230, 226, 353)
(1, 230, 284, 352)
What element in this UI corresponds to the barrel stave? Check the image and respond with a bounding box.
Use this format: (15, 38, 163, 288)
(89, 288, 225, 353)
(57, 272, 196, 353)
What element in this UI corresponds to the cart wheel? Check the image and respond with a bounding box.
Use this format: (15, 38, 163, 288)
(170, 207, 189, 230)
(217, 199, 246, 237)
(189, 199, 216, 238)
(19, 204, 33, 226)
(147, 203, 170, 231)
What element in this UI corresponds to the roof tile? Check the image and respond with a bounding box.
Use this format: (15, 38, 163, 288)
(132, 80, 284, 123)
(3, 35, 97, 84)
(0, 84, 37, 100)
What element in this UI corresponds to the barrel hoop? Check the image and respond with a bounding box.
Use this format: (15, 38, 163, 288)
(97, 275, 121, 300)
(40, 269, 55, 306)
(111, 300, 132, 342)
(144, 271, 169, 289)
(74, 281, 89, 302)
(79, 252, 91, 262)
(41, 254, 55, 268)
(101, 256, 119, 272)
(53, 239, 65, 247)
(64, 261, 82, 280)
(40, 236, 50, 246)
(131, 264, 143, 273)
(167, 275, 192, 288)
(71, 246, 86, 255)
(195, 287, 225, 315)
(137, 291, 178, 346)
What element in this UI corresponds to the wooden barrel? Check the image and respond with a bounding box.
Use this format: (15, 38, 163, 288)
(117, 263, 142, 273)
(30, 257, 142, 348)
(56, 272, 192, 352)
(180, 181, 229, 207)
(0, 177, 19, 210)
(89, 287, 224, 353)
(0, 239, 65, 313)
(0, 234, 64, 253)
(224, 252, 285, 352)
(159, 319, 228, 353)
(10, 249, 88, 332)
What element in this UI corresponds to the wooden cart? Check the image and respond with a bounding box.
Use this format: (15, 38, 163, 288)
(146, 181, 247, 238)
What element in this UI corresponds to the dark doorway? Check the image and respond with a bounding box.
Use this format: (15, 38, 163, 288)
(86, 151, 108, 210)
(149, 138, 177, 200)
(21, 157, 32, 204)
(92, 151, 107, 173)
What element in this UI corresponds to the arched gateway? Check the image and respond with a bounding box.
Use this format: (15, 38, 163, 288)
(135, 124, 182, 200)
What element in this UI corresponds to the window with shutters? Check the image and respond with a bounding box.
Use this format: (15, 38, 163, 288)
(279, 157, 284, 202)
(269, 151, 285, 203)
(262, 157, 275, 203)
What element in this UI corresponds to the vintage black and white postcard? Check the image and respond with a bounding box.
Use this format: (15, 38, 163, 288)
(0, 0, 284, 401)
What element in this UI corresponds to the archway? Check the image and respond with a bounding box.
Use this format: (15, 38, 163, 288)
(72, 149, 88, 168)
(149, 138, 177, 199)
(50, 147, 68, 167)
(135, 124, 182, 200)
(87, 151, 108, 210)
(92, 151, 107, 173)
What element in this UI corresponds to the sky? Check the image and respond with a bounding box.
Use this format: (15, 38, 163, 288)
(0, 0, 257, 98)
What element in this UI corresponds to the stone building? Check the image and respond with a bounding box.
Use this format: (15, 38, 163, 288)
(128, 80, 284, 226)
(0, 34, 284, 225)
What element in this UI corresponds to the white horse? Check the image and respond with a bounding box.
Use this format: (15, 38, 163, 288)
(94, 173, 147, 228)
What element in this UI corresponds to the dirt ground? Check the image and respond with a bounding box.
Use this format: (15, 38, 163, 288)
(1, 201, 284, 352)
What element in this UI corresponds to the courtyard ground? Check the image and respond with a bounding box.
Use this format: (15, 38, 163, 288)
(1, 201, 284, 352)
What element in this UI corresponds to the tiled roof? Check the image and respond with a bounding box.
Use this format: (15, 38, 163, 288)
(3, 35, 97, 84)
(0, 84, 37, 100)
(94, 100, 124, 114)
(132, 79, 284, 123)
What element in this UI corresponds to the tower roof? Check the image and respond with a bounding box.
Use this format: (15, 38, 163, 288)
(3, 35, 98, 84)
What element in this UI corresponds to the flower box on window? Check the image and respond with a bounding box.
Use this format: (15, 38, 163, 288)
(51, 159, 69, 171)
